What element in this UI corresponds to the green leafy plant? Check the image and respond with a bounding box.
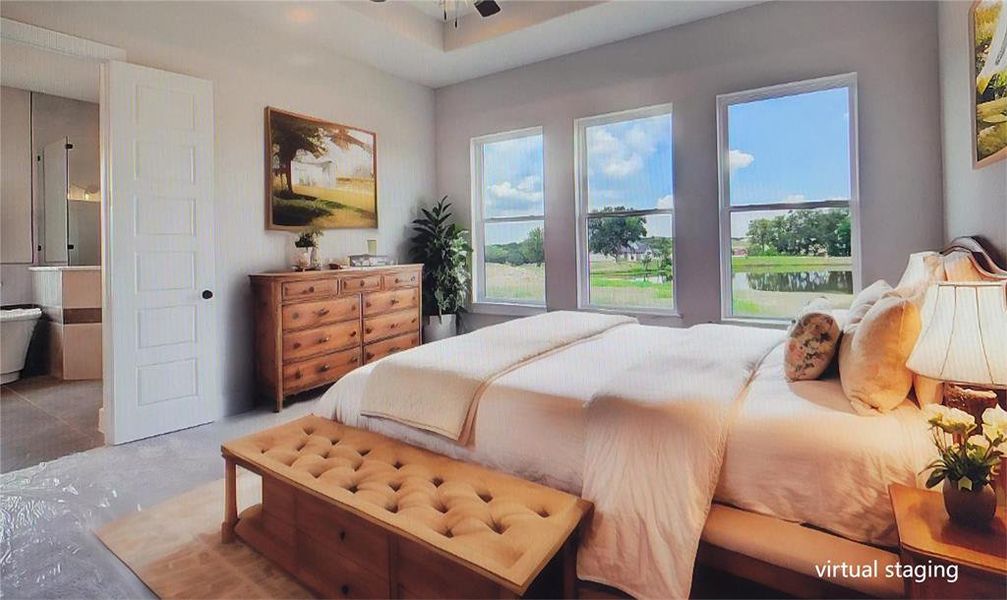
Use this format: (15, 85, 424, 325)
(923, 404, 1007, 491)
(294, 226, 322, 248)
(409, 196, 472, 316)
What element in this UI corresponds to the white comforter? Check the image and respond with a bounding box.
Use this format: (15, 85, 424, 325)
(578, 324, 783, 599)
(315, 323, 936, 597)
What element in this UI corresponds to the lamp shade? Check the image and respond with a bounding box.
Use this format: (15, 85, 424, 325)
(907, 282, 1007, 387)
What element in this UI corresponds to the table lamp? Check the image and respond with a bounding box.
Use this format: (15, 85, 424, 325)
(907, 282, 1007, 425)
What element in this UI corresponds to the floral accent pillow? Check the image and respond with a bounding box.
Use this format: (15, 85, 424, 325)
(784, 298, 842, 381)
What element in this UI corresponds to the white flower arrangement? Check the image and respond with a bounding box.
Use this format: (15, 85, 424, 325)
(923, 404, 1007, 491)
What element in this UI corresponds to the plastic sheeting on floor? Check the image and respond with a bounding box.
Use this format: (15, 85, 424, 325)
(1, 399, 317, 599)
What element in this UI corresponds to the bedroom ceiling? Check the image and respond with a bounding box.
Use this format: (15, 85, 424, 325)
(232, 1, 762, 88)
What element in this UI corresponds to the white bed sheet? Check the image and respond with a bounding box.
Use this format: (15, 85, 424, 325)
(314, 324, 936, 548)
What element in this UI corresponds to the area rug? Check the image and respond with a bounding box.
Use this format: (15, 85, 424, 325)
(94, 472, 311, 599)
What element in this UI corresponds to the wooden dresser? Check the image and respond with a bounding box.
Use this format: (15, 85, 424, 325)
(250, 265, 422, 411)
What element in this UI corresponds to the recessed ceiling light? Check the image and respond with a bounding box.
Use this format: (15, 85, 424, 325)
(287, 7, 314, 24)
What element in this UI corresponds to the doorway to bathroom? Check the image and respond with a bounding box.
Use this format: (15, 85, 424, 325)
(1, 63, 106, 472)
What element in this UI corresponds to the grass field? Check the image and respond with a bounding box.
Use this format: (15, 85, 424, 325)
(484, 254, 854, 318)
(271, 176, 377, 227)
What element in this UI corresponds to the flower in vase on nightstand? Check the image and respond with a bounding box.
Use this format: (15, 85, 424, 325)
(923, 404, 1007, 528)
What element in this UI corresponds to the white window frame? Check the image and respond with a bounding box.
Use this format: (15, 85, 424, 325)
(574, 103, 678, 316)
(716, 73, 862, 323)
(470, 126, 546, 311)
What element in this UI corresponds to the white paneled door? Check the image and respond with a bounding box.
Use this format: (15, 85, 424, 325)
(102, 61, 217, 444)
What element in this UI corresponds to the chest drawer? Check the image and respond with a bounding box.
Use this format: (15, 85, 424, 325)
(363, 288, 418, 316)
(282, 348, 360, 391)
(364, 332, 420, 364)
(383, 271, 419, 289)
(282, 296, 359, 331)
(340, 275, 382, 294)
(363, 310, 419, 343)
(297, 492, 389, 577)
(282, 278, 339, 300)
(283, 321, 360, 362)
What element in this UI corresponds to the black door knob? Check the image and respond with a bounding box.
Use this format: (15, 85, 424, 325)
(202, 290, 213, 299)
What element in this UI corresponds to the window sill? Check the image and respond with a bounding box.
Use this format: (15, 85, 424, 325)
(719, 317, 790, 330)
(579, 305, 682, 320)
(468, 302, 547, 317)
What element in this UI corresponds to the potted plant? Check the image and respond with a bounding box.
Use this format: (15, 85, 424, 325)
(409, 196, 471, 342)
(294, 226, 322, 270)
(922, 404, 1007, 529)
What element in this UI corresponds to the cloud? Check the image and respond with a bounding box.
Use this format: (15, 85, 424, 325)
(487, 176, 543, 215)
(588, 118, 668, 179)
(729, 149, 755, 170)
(656, 194, 674, 209)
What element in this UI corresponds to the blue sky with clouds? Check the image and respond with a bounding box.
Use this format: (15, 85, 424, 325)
(480, 88, 849, 245)
(728, 87, 851, 207)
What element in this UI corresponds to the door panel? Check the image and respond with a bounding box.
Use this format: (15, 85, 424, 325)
(103, 60, 216, 443)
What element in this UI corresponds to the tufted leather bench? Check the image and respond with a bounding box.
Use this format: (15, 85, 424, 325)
(221, 415, 592, 598)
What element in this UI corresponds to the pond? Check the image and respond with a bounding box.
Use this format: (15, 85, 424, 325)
(733, 269, 853, 294)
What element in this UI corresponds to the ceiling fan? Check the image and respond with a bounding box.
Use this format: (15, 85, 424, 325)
(371, 1, 501, 26)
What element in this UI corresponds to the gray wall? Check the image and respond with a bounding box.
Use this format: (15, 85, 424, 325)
(3, 1, 437, 416)
(436, 1, 944, 328)
(1, 86, 33, 304)
(938, 1, 1007, 261)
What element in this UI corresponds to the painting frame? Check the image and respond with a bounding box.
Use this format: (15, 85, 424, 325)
(970, 0, 1007, 168)
(264, 106, 378, 230)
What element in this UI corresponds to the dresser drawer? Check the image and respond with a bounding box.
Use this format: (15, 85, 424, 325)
(363, 310, 419, 343)
(282, 348, 360, 391)
(297, 492, 389, 577)
(363, 288, 418, 316)
(341, 275, 382, 294)
(282, 297, 359, 331)
(283, 321, 360, 362)
(364, 332, 420, 364)
(282, 278, 339, 300)
(383, 271, 419, 289)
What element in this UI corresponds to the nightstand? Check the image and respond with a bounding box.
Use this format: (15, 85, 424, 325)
(889, 484, 1006, 599)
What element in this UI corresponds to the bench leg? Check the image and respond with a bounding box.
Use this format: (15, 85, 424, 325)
(221, 457, 238, 543)
(562, 536, 577, 599)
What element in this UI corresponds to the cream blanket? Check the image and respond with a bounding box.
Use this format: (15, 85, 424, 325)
(577, 324, 784, 599)
(360, 311, 635, 442)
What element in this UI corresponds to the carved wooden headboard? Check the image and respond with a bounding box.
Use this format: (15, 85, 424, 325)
(941, 236, 1007, 280)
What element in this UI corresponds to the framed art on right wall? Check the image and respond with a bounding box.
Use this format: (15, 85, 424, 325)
(971, 0, 1007, 168)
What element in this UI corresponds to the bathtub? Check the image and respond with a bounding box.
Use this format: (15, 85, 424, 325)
(1, 308, 42, 384)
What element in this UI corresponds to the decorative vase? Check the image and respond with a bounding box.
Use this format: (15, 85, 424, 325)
(942, 479, 997, 529)
(423, 314, 457, 343)
(295, 247, 311, 270)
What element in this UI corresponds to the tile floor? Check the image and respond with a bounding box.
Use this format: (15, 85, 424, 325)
(1, 376, 104, 473)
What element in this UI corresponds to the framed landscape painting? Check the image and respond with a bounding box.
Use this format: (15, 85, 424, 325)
(972, 0, 1007, 167)
(265, 107, 377, 229)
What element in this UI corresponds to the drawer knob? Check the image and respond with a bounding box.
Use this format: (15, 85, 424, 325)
(365, 352, 375, 360)
(319, 336, 331, 343)
(390, 298, 399, 305)
(319, 364, 330, 372)
(365, 302, 372, 308)
(358, 280, 365, 287)
(339, 530, 346, 541)
(349, 330, 357, 337)
(365, 327, 373, 334)
(305, 286, 315, 294)
(341, 585, 349, 596)
(394, 278, 401, 283)
(317, 308, 329, 316)
(390, 323, 397, 329)
(350, 356, 359, 364)
(294, 370, 302, 379)
(292, 313, 300, 320)
(293, 342, 302, 349)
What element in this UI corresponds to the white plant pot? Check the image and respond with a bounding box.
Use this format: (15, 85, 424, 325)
(423, 314, 457, 343)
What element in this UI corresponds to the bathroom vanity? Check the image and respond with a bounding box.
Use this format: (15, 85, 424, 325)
(29, 266, 102, 380)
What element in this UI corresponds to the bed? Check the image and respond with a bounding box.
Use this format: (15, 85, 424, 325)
(312, 237, 1006, 599)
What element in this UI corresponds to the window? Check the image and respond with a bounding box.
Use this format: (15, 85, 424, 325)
(471, 128, 545, 306)
(717, 74, 860, 321)
(576, 105, 675, 313)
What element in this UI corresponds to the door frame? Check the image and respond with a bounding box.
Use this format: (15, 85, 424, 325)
(2, 20, 133, 442)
